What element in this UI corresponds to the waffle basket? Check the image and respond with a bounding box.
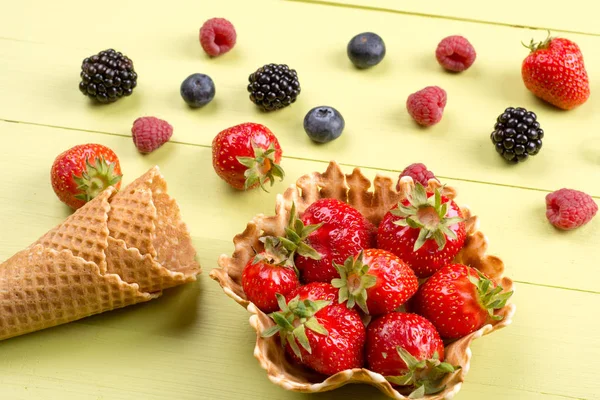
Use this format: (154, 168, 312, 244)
(210, 161, 515, 399)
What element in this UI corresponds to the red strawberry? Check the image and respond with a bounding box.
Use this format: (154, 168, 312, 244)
(521, 31, 590, 110)
(242, 237, 299, 313)
(285, 282, 338, 304)
(410, 263, 513, 339)
(331, 249, 418, 315)
(377, 183, 466, 278)
(293, 198, 375, 283)
(212, 122, 284, 191)
(366, 312, 459, 397)
(50, 143, 122, 210)
(262, 292, 365, 376)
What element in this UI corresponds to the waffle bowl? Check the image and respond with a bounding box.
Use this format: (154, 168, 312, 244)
(210, 161, 516, 399)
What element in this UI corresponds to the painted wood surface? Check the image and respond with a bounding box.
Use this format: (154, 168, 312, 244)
(0, 0, 598, 399)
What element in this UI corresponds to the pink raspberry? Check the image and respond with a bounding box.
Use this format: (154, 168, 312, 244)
(131, 116, 173, 154)
(396, 163, 437, 190)
(199, 18, 237, 57)
(406, 86, 447, 127)
(435, 35, 476, 72)
(545, 188, 598, 230)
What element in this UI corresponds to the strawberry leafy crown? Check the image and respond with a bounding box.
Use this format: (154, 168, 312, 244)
(331, 251, 377, 314)
(522, 29, 553, 53)
(390, 182, 464, 252)
(273, 202, 323, 270)
(236, 140, 284, 192)
(252, 235, 294, 267)
(386, 347, 460, 398)
(261, 294, 330, 359)
(468, 269, 513, 321)
(250, 202, 322, 278)
(73, 156, 122, 203)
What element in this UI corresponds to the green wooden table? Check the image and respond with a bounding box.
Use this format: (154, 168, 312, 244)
(0, 0, 598, 399)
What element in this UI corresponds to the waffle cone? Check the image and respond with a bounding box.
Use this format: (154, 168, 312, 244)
(0, 166, 201, 341)
(211, 161, 516, 399)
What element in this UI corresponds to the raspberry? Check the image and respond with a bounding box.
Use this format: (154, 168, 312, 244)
(406, 86, 447, 127)
(131, 117, 173, 154)
(199, 18, 237, 57)
(545, 188, 598, 230)
(396, 163, 437, 190)
(436, 35, 476, 72)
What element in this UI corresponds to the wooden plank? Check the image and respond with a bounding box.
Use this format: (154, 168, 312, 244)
(0, 0, 599, 195)
(0, 121, 597, 292)
(286, 0, 600, 36)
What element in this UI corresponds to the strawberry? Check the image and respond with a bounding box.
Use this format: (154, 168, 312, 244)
(377, 183, 466, 278)
(212, 122, 284, 191)
(50, 143, 122, 210)
(410, 263, 513, 339)
(262, 292, 365, 376)
(331, 249, 418, 315)
(243, 205, 323, 313)
(241, 237, 300, 313)
(285, 282, 339, 304)
(291, 198, 376, 283)
(521, 31, 590, 110)
(366, 312, 459, 397)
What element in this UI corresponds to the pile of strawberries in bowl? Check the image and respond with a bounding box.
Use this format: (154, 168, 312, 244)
(210, 161, 515, 399)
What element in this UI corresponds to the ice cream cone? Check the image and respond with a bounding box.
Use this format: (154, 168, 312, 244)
(0, 166, 201, 341)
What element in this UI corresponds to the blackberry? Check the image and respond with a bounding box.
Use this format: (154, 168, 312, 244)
(247, 63, 300, 111)
(78, 49, 137, 104)
(490, 106, 544, 163)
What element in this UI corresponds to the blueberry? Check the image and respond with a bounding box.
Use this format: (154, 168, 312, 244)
(180, 73, 215, 108)
(303, 106, 345, 143)
(347, 32, 386, 69)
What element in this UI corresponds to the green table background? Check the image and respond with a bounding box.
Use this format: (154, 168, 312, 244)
(0, 0, 599, 399)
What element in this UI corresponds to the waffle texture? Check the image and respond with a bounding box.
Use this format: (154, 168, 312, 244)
(0, 166, 201, 341)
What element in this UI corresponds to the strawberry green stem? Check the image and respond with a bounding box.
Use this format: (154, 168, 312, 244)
(390, 183, 463, 252)
(274, 202, 323, 273)
(467, 270, 514, 321)
(253, 235, 292, 267)
(385, 347, 460, 397)
(73, 156, 122, 203)
(261, 294, 330, 359)
(521, 29, 552, 53)
(331, 251, 377, 314)
(236, 140, 285, 192)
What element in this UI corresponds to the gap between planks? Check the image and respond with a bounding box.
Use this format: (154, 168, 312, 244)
(472, 381, 589, 400)
(512, 281, 598, 296)
(284, 0, 600, 37)
(3, 118, 600, 201)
